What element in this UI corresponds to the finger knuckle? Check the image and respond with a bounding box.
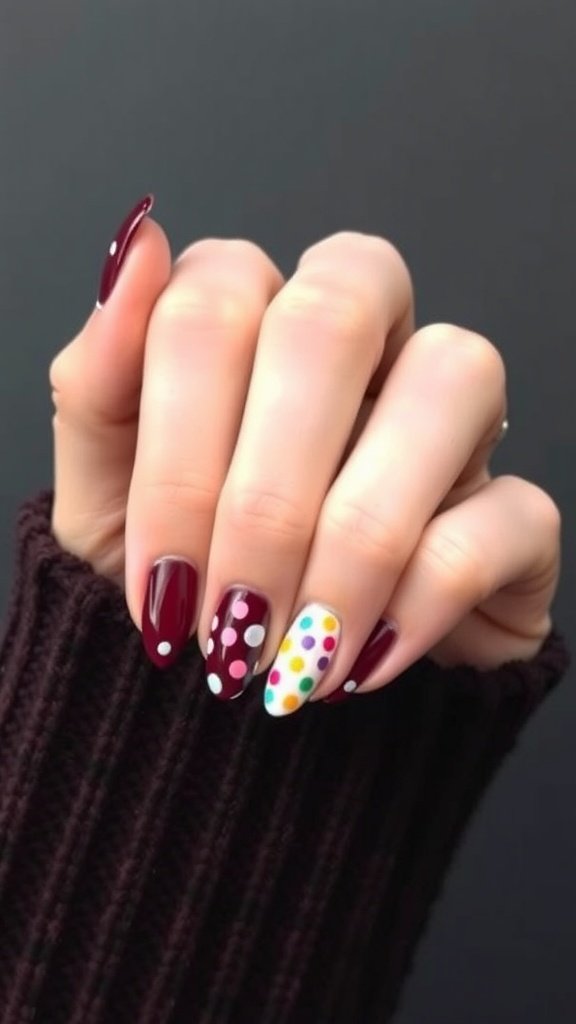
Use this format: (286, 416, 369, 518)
(152, 283, 252, 335)
(142, 475, 219, 518)
(180, 236, 267, 265)
(272, 276, 367, 338)
(223, 486, 311, 543)
(325, 501, 407, 570)
(502, 475, 563, 542)
(415, 323, 506, 392)
(419, 527, 489, 600)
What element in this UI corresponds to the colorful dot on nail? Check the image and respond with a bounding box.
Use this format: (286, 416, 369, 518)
(231, 599, 249, 619)
(280, 636, 293, 653)
(211, 614, 219, 631)
(301, 635, 315, 650)
(206, 637, 215, 656)
(229, 660, 248, 680)
(317, 656, 329, 670)
(283, 694, 300, 712)
(109, 240, 118, 256)
(289, 655, 305, 673)
(323, 615, 338, 632)
(299, 615, 313, 629)
(343, 680, 357, 693)
(265, 688, 275, 704)
(207, 673, 223, 694)
(269, 669, 281, 685)
(157, 641, 172, 657)
(323, 636, 336, 652)
(244, 624, 265, 647)
(221, 626, 238, 647)
(299, 676, 314, 693)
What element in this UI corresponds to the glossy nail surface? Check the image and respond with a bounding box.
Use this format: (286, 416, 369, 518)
(142, 557, 198, 669)
(264, 602, 341, 717)
(206, 586, 270, 700)
(323, 618, 398, 703)
(96, 193, 154, 307)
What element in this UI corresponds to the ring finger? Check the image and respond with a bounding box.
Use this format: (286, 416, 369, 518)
(263, 323, 507, 715)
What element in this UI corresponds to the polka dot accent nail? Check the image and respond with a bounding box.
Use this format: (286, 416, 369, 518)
(263, 602, 342, 717)
(205, 586, 270, 700)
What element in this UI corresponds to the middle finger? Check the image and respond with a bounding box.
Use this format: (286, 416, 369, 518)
(199, 232, 413, 699)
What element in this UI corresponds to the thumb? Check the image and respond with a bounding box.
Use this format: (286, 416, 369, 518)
(49, 195, 172, 583)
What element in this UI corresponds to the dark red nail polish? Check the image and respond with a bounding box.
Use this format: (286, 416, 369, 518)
(323, 618, 398, 703)
(206, 586, 271, 700)
(96, 193, 154, 307)
(142, 557, 198, 669)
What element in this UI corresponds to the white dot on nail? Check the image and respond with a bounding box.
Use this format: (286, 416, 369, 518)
(244, 624, 265, 647)
(207, 673, 223, 694)
(207, 637, 215, 655)
(343, 680, 357, 693)
(157, 641, 172, 657)
(109, 240, 118, 256)
(211, 614, 219, 631)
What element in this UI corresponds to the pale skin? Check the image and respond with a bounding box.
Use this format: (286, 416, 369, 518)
(49, 221, 561, 703)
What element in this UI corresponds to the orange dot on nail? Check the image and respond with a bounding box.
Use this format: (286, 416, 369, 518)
(323, 615, 338, 631)
(283, 694, 300, 712)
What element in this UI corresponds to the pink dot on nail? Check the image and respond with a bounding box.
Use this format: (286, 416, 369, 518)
(269, 669, 281, 685)
(231, 599, 249, 619)
(229, 660, 248, 679)
(323, 636, 336, 651)
(221, 626, 238, 647)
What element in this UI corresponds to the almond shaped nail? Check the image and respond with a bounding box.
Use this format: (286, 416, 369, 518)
(96, 193, 154, 307)
(206, 586, 270, 700)
(142, 557, 198, 669)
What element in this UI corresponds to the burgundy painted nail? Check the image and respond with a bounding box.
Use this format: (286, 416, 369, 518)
(142, 557, 198, 669)
(206, 586, 271, 700)
(96, 193, 154, 307)
(323, 618, 398, 703)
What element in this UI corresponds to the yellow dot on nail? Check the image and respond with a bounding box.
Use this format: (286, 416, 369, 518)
(280, 636, 293, 653)
(283, 694, 300, 712)
(289, 655, 305, 672)
(323, 615, 338, 632)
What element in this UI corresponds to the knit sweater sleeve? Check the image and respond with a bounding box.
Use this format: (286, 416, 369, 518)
(0, 489, 570, 1024)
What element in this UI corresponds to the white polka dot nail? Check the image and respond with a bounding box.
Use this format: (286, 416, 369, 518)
(205, 586, 271, 700)
(264, 602, 342, 716)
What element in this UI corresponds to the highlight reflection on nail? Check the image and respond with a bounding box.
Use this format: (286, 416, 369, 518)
(264, 602, 341, 717)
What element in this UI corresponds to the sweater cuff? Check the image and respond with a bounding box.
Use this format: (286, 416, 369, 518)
(0, 488, 571, 1024)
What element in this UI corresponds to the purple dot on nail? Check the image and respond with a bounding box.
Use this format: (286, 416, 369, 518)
(301, 635, 315, 650)
(317, 656, 329, 670)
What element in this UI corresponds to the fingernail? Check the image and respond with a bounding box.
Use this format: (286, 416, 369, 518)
(264, 602, 342, 717)
(205, 586, 271, 700)
(96, 193, 154, 307)
(142, 557, 198, 669)
(323, 617, 398, 703)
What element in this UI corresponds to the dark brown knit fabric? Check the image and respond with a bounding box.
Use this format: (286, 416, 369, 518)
(0, 489, 570, 1024)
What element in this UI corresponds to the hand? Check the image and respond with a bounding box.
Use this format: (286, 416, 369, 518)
(49, 196, 561, 715)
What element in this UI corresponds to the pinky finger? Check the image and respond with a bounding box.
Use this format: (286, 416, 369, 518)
(324, 474, 561, 700)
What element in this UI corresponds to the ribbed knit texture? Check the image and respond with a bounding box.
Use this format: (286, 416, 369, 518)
(0, 488, 570, 1023)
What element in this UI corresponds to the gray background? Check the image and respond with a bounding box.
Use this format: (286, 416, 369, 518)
(0, 0, 574, 1020)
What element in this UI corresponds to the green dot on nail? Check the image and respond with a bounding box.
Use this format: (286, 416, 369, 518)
(299, 615, 313, 629)
(264, 689, 275, 704)
(299, 676, 314, 693)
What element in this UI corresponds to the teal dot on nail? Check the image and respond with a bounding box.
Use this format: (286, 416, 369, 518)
(264, 689, 275, 704)
(299, 615, 313, 629)
(299, 676, 314, 693)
